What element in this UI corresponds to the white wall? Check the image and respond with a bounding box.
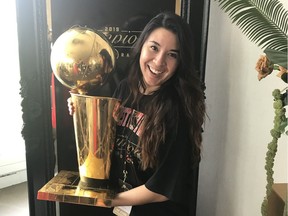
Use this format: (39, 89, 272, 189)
(197, 1, 287, 216)
(0, 0, 27, 188)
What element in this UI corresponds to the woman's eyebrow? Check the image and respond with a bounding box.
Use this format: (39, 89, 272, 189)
(148, 40, 160, 46)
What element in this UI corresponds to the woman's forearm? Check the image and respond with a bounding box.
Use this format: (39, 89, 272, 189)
(111, 185, 168, 207)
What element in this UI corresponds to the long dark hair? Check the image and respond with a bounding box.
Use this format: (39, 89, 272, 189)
(126, 11, 206, 169)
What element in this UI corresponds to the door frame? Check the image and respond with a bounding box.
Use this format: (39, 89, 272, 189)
(16, 0, 56, 216)
(15, 0, 210, 215)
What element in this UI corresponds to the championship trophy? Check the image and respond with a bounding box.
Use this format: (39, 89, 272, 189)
(50, 26, 120, 190)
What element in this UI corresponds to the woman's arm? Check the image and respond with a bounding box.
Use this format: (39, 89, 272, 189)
(111, 184, 168, 207)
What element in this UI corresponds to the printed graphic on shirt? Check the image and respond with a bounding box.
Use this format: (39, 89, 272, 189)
(115, 106, 145, 161)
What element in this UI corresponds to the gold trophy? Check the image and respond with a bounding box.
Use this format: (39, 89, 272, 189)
(51, 26, 120, 190)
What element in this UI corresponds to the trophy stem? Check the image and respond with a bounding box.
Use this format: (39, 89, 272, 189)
(71, 93, 120, 189)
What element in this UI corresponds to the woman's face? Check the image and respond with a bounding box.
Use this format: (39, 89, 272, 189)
(139, 27, 180, 93)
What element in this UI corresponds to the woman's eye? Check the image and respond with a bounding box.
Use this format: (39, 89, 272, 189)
(150, 45, 158, 51)
(169, 52, 178, 59)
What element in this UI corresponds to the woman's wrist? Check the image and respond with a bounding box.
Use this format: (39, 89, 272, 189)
(104, 193, 120, 207)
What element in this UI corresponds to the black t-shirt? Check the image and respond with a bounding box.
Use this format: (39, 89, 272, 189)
(110, 79, 192, 216)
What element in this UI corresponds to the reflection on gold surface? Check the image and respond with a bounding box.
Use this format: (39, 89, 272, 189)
(37, 170, 116, 207)
(50, 26, 116, 94)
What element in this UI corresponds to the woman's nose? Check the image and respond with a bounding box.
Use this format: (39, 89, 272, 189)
(153, 53, 166, 66)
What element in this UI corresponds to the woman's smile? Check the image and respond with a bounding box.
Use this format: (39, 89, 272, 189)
(148, 65, 164, 75)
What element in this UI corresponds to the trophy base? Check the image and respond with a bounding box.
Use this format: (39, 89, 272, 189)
(79, 176, 110, 190)
(37, 170, 117, 208)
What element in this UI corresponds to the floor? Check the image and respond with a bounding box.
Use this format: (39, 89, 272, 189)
(0, 182, 29, 216)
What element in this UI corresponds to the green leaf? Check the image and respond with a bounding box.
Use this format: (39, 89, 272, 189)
(264, 48, 288, 68)
(215, 0, 288, 52)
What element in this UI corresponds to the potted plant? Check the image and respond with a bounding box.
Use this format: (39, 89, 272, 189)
(214, 0, 287, 215)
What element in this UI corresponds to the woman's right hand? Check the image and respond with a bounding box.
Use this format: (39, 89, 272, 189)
(67, 97, 75, 115)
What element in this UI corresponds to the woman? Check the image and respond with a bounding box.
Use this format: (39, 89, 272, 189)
(69, 11, 205, 216)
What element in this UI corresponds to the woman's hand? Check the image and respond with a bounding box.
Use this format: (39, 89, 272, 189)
(67, 97, 75, 115)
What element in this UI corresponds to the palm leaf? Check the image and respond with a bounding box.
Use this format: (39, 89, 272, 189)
(216, 0, 288, 52)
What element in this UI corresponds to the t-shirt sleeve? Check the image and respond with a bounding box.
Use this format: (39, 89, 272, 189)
(144, 123, 191, 204)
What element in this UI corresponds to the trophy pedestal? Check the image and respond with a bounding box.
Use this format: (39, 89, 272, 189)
(37, 170, 116, 207)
